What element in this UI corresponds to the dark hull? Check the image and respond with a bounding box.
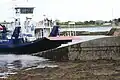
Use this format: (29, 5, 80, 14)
(0, 37, 71, 54)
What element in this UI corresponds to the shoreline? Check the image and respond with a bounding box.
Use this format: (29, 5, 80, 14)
(7, 59, 120, 80)
(60, 25, 112, 28)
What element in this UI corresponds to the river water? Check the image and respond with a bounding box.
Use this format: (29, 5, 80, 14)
(0, 54, 58, 78)
(0, 26, 112, 78)
(60, 26, 112, 32)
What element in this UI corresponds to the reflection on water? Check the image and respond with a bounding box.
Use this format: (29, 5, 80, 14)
(0, 54, 56, 78)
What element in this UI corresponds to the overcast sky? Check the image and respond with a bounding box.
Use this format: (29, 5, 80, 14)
(0, 0, 120, 22)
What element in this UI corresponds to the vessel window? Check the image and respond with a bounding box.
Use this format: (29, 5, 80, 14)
(20, 8, 34, 14)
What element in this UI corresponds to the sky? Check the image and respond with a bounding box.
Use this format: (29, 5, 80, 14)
(0, 0, 120, 22)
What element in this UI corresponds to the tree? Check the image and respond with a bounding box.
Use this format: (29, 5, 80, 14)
(95, 20, 104, 25)
(75, 21, 83, 25)
(84, 21, 89, 25)
(55, 19, 61, 25)
(118, 18, 120, 22)
(108, 20, 112, 23)
(89, 20, 95, 24)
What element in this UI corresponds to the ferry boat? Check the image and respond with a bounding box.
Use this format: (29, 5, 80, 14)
(0, 1, 71, 54)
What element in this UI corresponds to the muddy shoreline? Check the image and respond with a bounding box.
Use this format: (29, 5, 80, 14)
(5, 59, 120, 80)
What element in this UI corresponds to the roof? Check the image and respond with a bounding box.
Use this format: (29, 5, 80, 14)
(14, 2, 35, 9)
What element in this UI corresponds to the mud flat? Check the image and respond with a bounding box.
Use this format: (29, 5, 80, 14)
(6, 60, 120, 80)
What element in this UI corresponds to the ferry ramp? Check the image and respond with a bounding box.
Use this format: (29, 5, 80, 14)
(32, 36, 120, 61)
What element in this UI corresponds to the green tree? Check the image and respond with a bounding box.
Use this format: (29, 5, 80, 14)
(89, 20, 95, 24)
(75, 21, 83, 25)
(84, 21, 89, 25)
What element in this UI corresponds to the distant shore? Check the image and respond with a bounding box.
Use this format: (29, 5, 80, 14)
(59, 25, 111, 28)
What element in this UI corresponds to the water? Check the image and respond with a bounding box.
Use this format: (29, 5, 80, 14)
(59, 26, 112, 47)
(60, 26, 112, 32)
(59, 35, 111, 48)
(0, 54, 57, 78)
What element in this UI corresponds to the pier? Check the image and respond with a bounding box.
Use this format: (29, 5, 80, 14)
(33, 35, 120, 61)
